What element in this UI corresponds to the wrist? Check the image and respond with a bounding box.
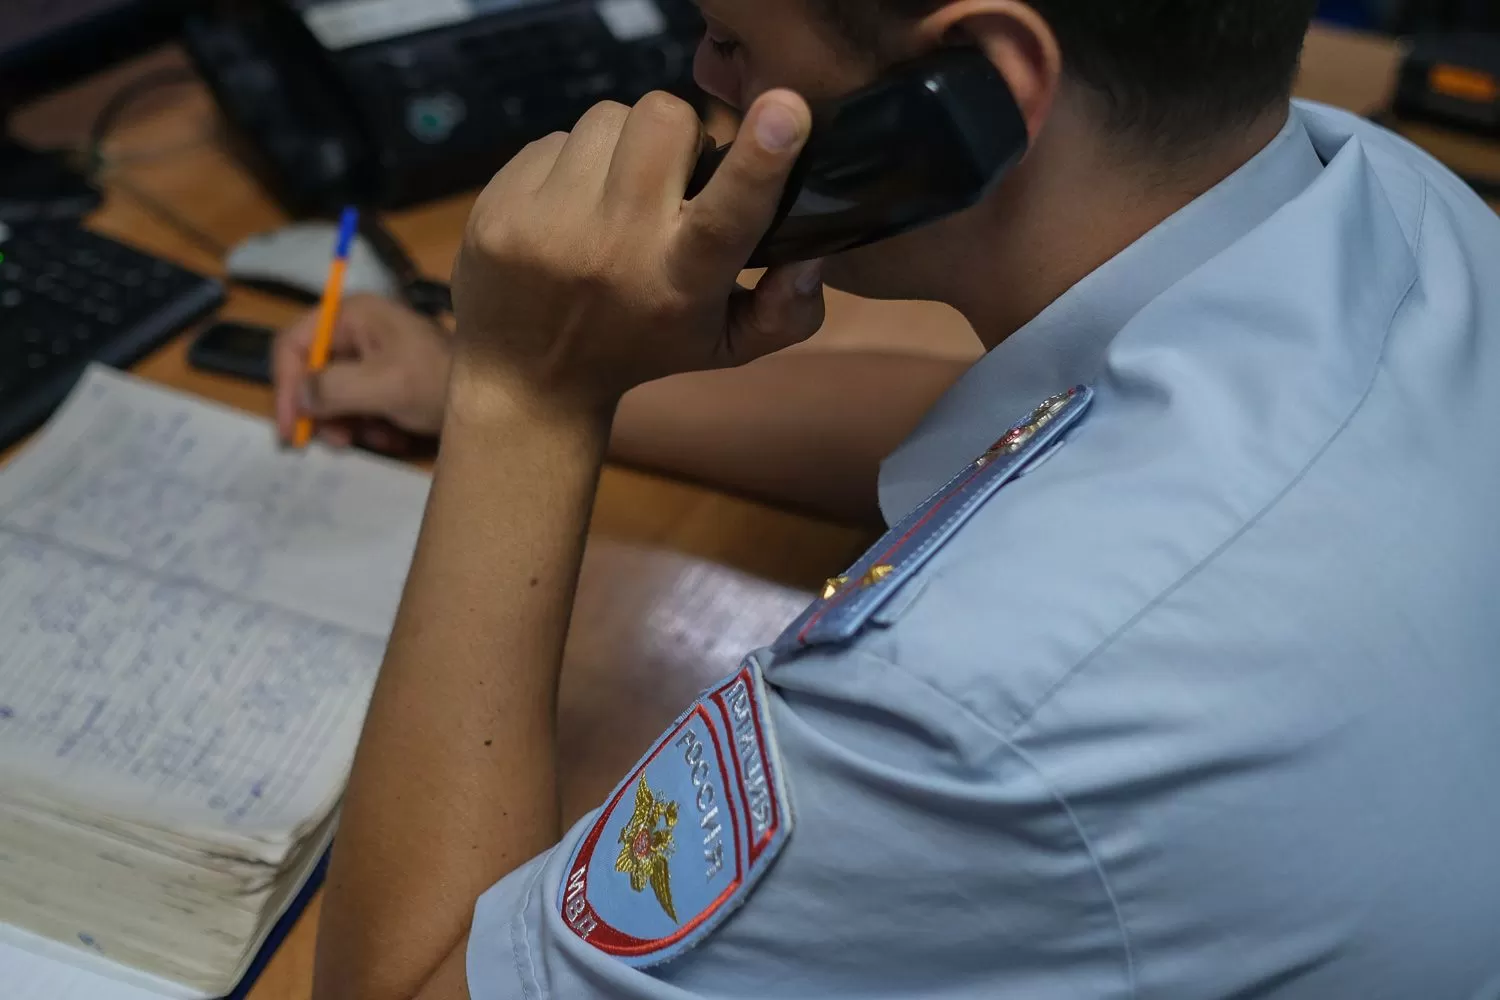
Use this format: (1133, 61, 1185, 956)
(445, 352, 616, 445)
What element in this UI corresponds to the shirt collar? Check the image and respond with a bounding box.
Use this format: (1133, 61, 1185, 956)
(877, 107, 1328, 524)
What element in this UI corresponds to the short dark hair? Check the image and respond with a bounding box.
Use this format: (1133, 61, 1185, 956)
(810, 0, 1319, 153)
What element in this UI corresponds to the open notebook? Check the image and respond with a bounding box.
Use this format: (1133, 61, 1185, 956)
(0, 366, 431, 998)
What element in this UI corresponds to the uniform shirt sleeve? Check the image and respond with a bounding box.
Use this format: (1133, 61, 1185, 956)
(465, 647, 1132, 1000)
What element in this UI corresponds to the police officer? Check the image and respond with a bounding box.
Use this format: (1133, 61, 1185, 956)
(313, 1, 1500, 997)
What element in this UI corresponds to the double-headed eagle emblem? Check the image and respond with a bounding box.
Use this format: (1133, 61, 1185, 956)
(615, 777, 680, 922)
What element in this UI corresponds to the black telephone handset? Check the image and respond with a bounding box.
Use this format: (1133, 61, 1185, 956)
(183, 2, 377, 217)
(687, 48, 1028, 269)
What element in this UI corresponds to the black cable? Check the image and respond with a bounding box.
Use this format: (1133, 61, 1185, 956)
(85, 67, 199, 176)
(80, 67, 230, 258)
(358, 214, 453, 316)
(109, 173, 229, 259)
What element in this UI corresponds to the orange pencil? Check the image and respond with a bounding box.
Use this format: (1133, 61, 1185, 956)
(293, 206, 360, 449)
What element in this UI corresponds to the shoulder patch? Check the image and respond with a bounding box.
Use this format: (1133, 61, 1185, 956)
(776, 386, 1094, 654)
(558, 656, 792, 967)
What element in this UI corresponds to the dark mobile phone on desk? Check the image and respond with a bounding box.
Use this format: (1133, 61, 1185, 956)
(686, 48, 1029, 269)
(189, 321, 274, 384)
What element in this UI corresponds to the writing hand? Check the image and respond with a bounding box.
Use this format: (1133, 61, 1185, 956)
(271, 294, 454, 450)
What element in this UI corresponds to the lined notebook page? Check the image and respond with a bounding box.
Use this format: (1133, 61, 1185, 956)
(0, 923, 191, 1000)
(0, 367, 430, 836)
(0, 366, 429, 637)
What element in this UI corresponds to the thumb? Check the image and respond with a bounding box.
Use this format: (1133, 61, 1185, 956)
(678, 91, 811, 281)
(726, 258, 825, 364)
(302, 360, 396, 420)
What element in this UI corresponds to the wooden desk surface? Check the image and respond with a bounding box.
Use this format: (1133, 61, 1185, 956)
(3, 22, 1485, 1000)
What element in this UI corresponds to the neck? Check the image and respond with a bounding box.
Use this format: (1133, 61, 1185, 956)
(950, 102, 1292, 351)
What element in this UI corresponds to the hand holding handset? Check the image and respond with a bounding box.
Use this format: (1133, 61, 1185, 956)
(686, 48, 1028, 269)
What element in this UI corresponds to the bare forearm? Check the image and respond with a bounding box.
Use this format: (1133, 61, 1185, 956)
(314, 80, 833, 1000)
(314, 375, 610, 1000)
(612, 351, 971, 526)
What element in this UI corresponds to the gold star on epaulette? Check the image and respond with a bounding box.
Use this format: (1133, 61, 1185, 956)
(822, 564, 894, 600)
(977, 389, 1078, 467)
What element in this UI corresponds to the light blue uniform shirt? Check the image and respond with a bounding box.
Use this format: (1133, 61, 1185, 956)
(467, 102, 1500, 998)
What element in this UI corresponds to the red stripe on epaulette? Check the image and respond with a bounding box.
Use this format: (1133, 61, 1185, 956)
(794, 387, 1085, 646)
(797, 462, 989, 644)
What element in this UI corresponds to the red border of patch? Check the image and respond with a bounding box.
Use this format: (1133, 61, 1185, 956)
(710, 676, 780, 864)
(561, 703, 746, 956)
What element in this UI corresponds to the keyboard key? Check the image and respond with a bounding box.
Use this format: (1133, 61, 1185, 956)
(2, 221, 223, 451)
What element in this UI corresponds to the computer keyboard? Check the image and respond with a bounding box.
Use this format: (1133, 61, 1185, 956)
(0, 220, 224, 451)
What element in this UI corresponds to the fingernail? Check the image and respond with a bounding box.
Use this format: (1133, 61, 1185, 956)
(793, 258, 824, 296)
(298, 381, 316, 415)
(755, 102, 803, 153)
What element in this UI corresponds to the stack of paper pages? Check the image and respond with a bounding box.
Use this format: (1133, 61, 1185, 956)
(0, 367, 430, 997)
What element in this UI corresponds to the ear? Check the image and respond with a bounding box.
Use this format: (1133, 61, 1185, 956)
(915, 0, 1063, 142)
